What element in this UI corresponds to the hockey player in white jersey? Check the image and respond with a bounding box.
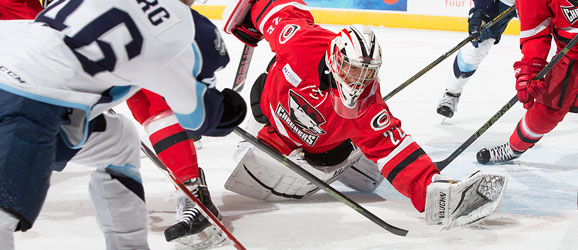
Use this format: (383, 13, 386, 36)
(437, 0, 516, 118)
(0, 0, 246, 249)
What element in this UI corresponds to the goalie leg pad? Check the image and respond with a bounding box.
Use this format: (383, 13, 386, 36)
(225, 147, 321, 201)
(225, 145, 356, 201)
(425, 171, 507, 228)
(337, 152, 384, 192)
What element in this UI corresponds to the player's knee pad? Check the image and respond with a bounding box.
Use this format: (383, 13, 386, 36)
(337, 153, 384, 192)
(89, 167, 148, 250)
(225, 144, 360, 201)
(458, 39, 494, 71)
(71, 112, 142, 172)
(0, 208, 18, 250)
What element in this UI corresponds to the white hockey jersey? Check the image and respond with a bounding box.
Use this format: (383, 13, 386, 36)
(0, 0, 212, 148)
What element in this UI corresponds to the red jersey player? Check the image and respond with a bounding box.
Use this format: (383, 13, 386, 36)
(477, 0, 578, 164)
(223, 0, 508, 228)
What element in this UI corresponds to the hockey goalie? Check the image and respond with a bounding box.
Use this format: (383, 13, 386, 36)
(222, 0, 508, 229)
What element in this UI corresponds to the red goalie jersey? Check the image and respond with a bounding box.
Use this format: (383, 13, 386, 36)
(249, 0, 439, 212)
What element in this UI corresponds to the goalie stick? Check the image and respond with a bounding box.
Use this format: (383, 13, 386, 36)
(382, 4, 517, 102)
(435, 33, 578, 171)
(232, 44, 255, 92)
(140, 141, 248, 250)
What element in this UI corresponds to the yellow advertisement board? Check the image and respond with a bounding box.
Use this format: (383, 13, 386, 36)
(193, 0, 519, 35)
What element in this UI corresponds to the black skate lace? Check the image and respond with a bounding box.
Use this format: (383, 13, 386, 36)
(489, 143, 517, 162)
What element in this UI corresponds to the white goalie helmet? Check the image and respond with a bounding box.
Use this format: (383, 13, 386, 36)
(326, 25, 382, 119)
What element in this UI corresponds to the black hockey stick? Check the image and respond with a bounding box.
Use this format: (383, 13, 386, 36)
(382, 4, 517, 102)
(140, 142, 248, 250)
(232, 44, 255, 92)
(435, 33, 578, 171)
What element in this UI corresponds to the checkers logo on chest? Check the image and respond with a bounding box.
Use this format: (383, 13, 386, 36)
(563, 0, 578, 24)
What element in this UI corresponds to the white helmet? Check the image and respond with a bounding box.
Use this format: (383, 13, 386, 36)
(326, 25, 382, 119)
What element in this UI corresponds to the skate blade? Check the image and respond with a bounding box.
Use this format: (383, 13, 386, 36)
(440, 116, 449, 124)
(174, 225, 228, 250)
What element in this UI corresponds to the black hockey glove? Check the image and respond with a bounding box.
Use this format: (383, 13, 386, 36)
(204, 88, 247, 137)
(468, 7, 484, 48)
(232, 15, 263, 47)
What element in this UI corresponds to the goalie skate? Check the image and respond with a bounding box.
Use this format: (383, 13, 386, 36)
(425, 171, 507, 229)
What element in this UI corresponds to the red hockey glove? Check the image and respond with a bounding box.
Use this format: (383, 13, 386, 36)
(232, 15, 263, 47)
(513, 60, 547, 109)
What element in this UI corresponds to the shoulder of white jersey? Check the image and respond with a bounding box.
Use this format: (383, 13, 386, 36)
(222, 0, 254, 34)
(190, 9, 230, 82)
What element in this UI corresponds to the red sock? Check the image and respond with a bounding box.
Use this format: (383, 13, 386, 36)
(146, 116, 199, 183)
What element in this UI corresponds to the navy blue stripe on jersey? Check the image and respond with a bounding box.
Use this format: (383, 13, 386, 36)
(386, 148, 426, 183)
(516, 122, 541, 144)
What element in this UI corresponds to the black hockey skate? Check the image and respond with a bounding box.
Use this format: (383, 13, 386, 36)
(437, 92, 461, 118)
(164, 169, 226, 249)
(477, 142, 522, 164)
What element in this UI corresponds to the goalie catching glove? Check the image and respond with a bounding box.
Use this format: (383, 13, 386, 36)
(425, 171, 507, 229)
